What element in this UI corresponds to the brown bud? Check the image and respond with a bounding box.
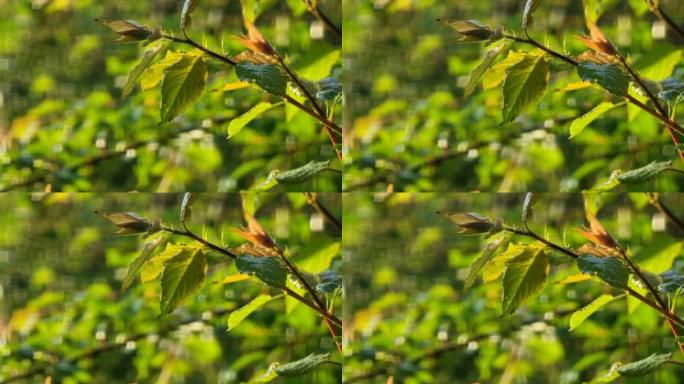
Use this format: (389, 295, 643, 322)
(576, 20, 618, 56)
(98, 211, 153, 235)
(97, 19, 152, 43)
(232, 21, 276, 57)
(439, 19, 494, 43)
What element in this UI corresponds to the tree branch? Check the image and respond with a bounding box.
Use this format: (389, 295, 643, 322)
(304, 192, 342, 234)
(647, 192, 684, 235)
(302, 0, 341, 40)
(645, 0, 684, 41)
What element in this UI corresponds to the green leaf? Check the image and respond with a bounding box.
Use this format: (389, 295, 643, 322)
(180, 192, 198, 223)
(616, 160, 672, 184)
(275, 353, 331, 377)
(643, 242, 682, 274)
(122, 43, 168, 98)
(464, 43, 509, 98)
(617, 353, 671, 377)
(522, 192, 539, 223)
(316, 77, 342, 102)
(660, 77, 684, 102)
(227, 102, 275, 138)
(317, 270, 341, 294)
(160, 52, 207, 122)
(227, 294, 276, 331)
(122, 234, 169, 290)
(140, 243, 184, 282)
(274, 160, 331, 184)
(569, 294, 623, 331)
(501, 245, 549, 315)
(577, 63, 630, 97)
(235, 63, 287, 96)
(569, 102, 618, 138)
(140, 51, 185, 90)
(522, 0, 541, 30)
(501, 53, 549, 123)
(159, 247, 207, 314)
(235, 255, 288, 289)
(482, 51, 525, 90)
(181, 0, 200, 29)
(465, 234, 510, 289)
(577, 255, 630, 289)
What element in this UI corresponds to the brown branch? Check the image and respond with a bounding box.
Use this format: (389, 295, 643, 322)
(647, 193, 684, 235)
(302, 0, 341, 40)
(645, 0, 684, 41)
(304, 192, 342, 233)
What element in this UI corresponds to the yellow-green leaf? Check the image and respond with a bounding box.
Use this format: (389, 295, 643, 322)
(227, 102, 275, 138)
(160, 247, 207, 314)
(502, 53, 549, 123)
(569, 294, 623, 331)
(160, 53, 207, 122)
(569, 102, 617, 138)
(227, 294, 277, 330)
(501, 244, 549, 315)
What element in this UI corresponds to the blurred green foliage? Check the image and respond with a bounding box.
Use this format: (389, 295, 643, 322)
(343, 0, 684, 192)
(0, 193, 341, 383)
(343, 193, 684, 383)
(0, 0, 341, 191)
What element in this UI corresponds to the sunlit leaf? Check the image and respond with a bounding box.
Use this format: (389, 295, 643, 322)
(227, 294, 276, 330)
(122, 43, 168, 98)
(502, 53, 549, 123)
(465, 234, 510, 289)
(501, 244, 549, 314)
(464, 43, 509, 98)
(569, 294, 622, 331)
(160, 52, 207, 122)
(569, 102, 618, 138)
(122, 234, 168, 290)
(227, 102, 275, 138)
(160, 247, 207, 314)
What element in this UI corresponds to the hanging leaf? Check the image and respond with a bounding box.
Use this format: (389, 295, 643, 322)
(159, 247, 207, 315)
(617, 353, 671, 377)
(522, 0, 541, 30)
(577, 255, 630, 289)
(181, 0, 200, 30)
(465, 234, 511, 289)
(501, 245, 549, 315)
(122, 234, 169, 290)
(464, 43, 510, 98)
(160, 52, 207, 122)
(227, 294, 276, 330)
(274, 161, 331, 184)
(140, 51, 185, 90)
(521, 192, 539, 223)
(235, 63, 287, 96)
(122, 42, 168, 98)
(577, 63, 629, 97)
(616, 160, 672, 184)
(569, 294, 623, 331)
(228, 102, 276, 138)
(569, 102, 618, 138)
(501, 53, 549, 123)
(140, 243, 186, 282)
(483, 242, 528, 282)
(275, 353, 331, 377)
(439, 211, 494, 235)
(235, 255, 288, 289)
(180, 192, 198, 224)
(482, 51, 526, 90)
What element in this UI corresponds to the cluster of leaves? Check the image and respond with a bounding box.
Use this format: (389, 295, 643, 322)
(344, 193, 684, 383)
(0, 193, 341, 383)
(343, 0, 684, 192)
(0, 0, 341, 191)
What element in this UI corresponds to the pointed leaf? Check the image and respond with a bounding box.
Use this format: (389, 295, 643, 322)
(274, 160, 331, 184)
(577, 255, 630, 289)
(569, 294, 623, 331)
(522, 192, 539, 223)
(616, 160, 672, 184)
(180, 192, 198, 223)
(617, 353, 671, 377)
(501, 245, 549, 315)
(577, 63, 629, 97)
(227, 102, 275, 138)
(122, 43, 168, 98)
(502, 53, 549, 123)
(275, 353, 331, 377)
(236, 255, 288, 289)
(483, 51, 526, 90)
(160, 247, 207, 314)
(522, 0, 541, 30)
(140, 243, 185, 282)
(140, 51, 185, 90)
(465, 234, 510, 289)
(160, 52, 207, 122)
(235, 63, 287, 96)
(122, 234, 168, 290)
(227, 294, 276, 330)
(181, 0, 200, 29)
(464, 43, 509, 97)
(569, 102, 617, 138)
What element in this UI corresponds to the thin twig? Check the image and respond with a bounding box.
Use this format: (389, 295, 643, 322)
(304, 192, 342, 233)
(302, 0, 341, 39)
(645, 0, 684, 41)
(647, 192, 684, 234)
